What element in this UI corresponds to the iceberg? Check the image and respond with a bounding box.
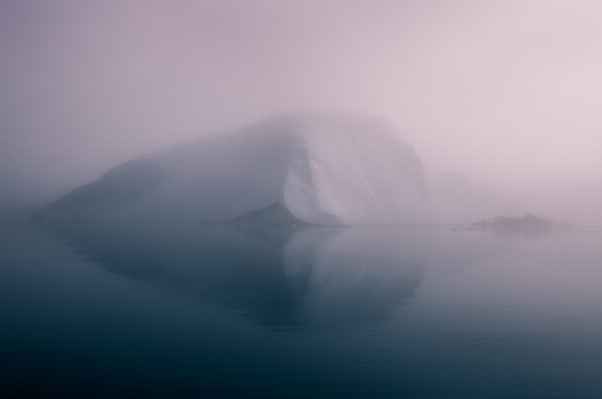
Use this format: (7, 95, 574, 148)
(42, 113, 432, 225)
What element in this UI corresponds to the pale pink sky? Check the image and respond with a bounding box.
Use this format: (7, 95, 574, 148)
(2, 1, 601, 208)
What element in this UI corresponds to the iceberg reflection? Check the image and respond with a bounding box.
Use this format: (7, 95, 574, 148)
(41, 221, 428, 328)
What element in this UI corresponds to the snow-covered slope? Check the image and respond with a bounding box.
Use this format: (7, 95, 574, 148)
(43, 114, 432, 224)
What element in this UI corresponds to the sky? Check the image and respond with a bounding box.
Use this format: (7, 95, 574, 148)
(2, 1, 602, 212)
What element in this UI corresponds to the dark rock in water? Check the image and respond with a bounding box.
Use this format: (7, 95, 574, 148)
(475, 213, 545, 229)
(474, 213, 573, 236)
(229, 201, 307, 227)
(227, 202, 308, 246)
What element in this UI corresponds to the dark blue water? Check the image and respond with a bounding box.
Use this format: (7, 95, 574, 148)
(2, 218, 601, 398)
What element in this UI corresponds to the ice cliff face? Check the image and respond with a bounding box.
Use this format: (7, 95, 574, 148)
(43, 114, 432, 224)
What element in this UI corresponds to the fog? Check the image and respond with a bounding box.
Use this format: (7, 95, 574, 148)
(2, 1, 601, 224)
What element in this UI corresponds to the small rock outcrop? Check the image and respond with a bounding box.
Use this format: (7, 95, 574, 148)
(474, 213, 573, 236)
(227, 202, 308, 246)
(229, 202, 307, 229)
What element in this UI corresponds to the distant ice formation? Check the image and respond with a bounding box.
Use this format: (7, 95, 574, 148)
(42, 114, 432, 225)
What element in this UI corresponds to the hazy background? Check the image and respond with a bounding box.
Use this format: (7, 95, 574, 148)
(2, 1, 601, 223)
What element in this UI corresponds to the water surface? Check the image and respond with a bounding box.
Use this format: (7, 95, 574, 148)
(1, 218, 601, 398)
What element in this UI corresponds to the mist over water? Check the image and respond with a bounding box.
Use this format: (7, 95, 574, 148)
(2, 3, 602, 398)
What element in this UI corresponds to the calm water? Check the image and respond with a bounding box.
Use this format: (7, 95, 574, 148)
(1, 218, 601, 398)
